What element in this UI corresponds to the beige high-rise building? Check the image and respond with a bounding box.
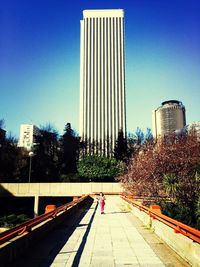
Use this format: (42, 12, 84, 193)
(152, 100, 186, 139)
(79, 9, 126, 155)
(18, 124, 40, 151)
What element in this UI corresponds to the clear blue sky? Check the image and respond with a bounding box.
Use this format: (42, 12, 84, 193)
(1, 0, 200, 138)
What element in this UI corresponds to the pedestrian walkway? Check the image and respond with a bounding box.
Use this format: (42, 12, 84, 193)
(12, 196, 189, 267)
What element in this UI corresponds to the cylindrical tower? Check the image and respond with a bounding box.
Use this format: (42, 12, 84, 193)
(152, 100, 186, 139)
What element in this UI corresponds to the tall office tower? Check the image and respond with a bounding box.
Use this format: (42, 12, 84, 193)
(152, 100, 186, 139)
(79, 9, 126, 155)
(18, 124, 40, 151)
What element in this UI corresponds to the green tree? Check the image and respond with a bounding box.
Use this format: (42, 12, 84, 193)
(114, 130, 128, 162)
(32, 124, 59, 182)
(0, 119, 29, 182)
(59, 123, 80, 179)
(14, 148, 30, 182)
(119, 132, 200, 228)
(196, 196, 200, 229)
(78, 155, 125, 182)
(134, 127, 144, 145)
(0, 130, 22, 182)
(144, 128, 154, 144)
(0, 119, 5, 130)
(163, 174, 178, 201)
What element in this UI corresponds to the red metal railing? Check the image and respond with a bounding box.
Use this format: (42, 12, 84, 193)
(0, 195, 88, 245)
(121, 195, 200, 244)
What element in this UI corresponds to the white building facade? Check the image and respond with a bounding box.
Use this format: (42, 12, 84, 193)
(79, 9, 126, 155)
(152, 100, 186, 139)
(18, 124, 40, 151)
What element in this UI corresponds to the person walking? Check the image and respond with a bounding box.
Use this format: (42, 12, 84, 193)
(99, 192, 106, 214)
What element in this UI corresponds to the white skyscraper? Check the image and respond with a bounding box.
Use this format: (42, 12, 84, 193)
(18, 124, 40, 151)
(79, 9, 126, 155)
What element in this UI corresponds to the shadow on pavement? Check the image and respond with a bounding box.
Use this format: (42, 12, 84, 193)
(10, 198, 94, 267)
(71, 201, 98, 267)
(104, 211, 129, 214)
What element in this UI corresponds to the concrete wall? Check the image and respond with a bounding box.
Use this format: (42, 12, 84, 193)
(0, 182, 122, 197)
(126, 201, 200, 267)
(0, 183, 123, 216)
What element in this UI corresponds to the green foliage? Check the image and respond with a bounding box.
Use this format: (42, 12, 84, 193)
(114, 130, 128, 162)
(157, 200, 197, 229)
(196, 196, 200, 229)
(126, 128, 154, 161)
(144, 128, 154, 144)
(0, 121, 80, 183)
(195, 169, 200, 228)
(120, 132, 200, 229)
(58, 123, 80, 176)
(0, 120, 155, 183)
(32, 125, 59, 182)
(0, 214, 29, 228)
(0, 121, 61, 183)
(163, 174, 179, 200)
(17, 214, 29, 222)
(134, 127, 144, 145)
(0, 119, 5, 130)
(0, 129, 23, 182)
(78, 155, 125, 182)
(60, 173, 81, 182)
(161, 168, 200, 229)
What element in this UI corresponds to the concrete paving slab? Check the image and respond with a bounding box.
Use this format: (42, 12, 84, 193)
(11, 196, 190, 267)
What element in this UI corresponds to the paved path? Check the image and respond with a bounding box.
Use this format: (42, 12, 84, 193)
(12, 196, 189, 267)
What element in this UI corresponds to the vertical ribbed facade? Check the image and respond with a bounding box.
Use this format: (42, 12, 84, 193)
(79, 9, 126, 156)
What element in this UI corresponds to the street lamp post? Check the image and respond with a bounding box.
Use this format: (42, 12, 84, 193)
(28, 151, 34, 183)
